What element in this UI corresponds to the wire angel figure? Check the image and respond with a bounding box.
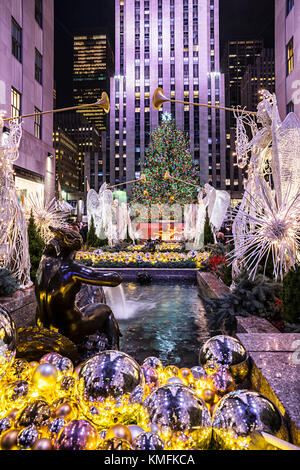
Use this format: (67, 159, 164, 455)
(230, 91, 300, 281)
(0, 112, 31, 288)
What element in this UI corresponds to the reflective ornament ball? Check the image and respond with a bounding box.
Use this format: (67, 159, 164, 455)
(8, 358, 31, 381)
(3, 380, 29, 410)
(32, 438, 53, 450)
(0, 418, 11, 435)
(17, 425, 39, 449)
(76, 350, 144, 424)
(163, 365, 180, 379)
(54, 419, 98, 450)
(17, 399, 51, 428)
(102, 438, 132, 450)
(32, 363, 58, 392)
(0, 306, 17, 379)
(52, 400, 78, 422)
(40, 352, 62, 365)
(166, 377, 184, 385)
(133, 432, 164, 450)
(128, 425, 144, 441)
(212, 390, 289, 450)
(201, 389, 216, 406)
(1, 429, 18, 450)
(142, 357, 163, 372)
(141, 366, 159, 389)
(142, 384, 212, 449)
(48, 418, 66, 436)
(211, 366, 236, 396)
(191, 366, 207, 381)
(106, 424, 132, 442)
(199, 335, 249, 383)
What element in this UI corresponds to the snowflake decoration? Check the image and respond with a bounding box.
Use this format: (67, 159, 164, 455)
(229, 177, 300, 281)
(24, 193, 68, 242)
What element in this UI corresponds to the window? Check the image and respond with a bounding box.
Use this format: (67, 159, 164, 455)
(286, 0, 294, 16)
(35, 0, 43, 28)
(287, 101, 294, 114)
(35, 49, 43, 84)
(34, 107, 42, 139)
(12, 18, 22, 62)
(286, 38, 294, 75)
(11, 87, 21, 118)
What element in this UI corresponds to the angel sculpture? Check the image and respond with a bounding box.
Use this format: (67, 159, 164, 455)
(230, 91, 300, 280)
(87, 183, 116, 245)
(0, 112, 31, 288)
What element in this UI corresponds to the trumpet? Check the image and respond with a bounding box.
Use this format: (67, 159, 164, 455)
(3, 91, 110, 122)
(152, 87, 257, 116)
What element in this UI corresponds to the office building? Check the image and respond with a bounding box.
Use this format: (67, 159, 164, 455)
(275, 0, 300, 120)
(110, 0, 227, 194)
(0, 0, 55, 201)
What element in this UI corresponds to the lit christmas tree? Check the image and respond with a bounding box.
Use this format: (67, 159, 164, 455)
(131, 118, 200, 205)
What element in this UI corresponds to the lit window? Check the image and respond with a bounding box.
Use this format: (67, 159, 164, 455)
(34, 107, 42, 139)
(286, 38, 294, 75)
(11, 87, 21, 118)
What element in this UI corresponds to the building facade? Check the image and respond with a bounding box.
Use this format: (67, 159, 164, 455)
(221, 39, 264, 197)
(0, 0, 55, 201)
(73, 31, 114, 133)
(275, 0, 300, 120)
(53, 127, 79, 201)
(110, 0, 227, 195)
(55, 111, 102, 195)
(241, 48, 275, 113)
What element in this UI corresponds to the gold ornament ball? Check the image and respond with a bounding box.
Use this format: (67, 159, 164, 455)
(106, 424, 132, 442)
(1, 429, 18, 450)
(102, 438, 132, 450)
(202, 389, 215, 405)
(32, 438, 53, 450)
(164, 365, 180, 379)
(32, 363, 58, 391)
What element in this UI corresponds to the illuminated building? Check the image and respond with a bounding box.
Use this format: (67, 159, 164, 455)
(53, 128, 80, 202)
(110, 0, 227, 194)
(275, 0, 300, 120)
(73, 31, 114, 132)
(241, 49, 275, 113)
(54, 112, 102, 195)
(0, 0, 55, 201)
(221, 39, 264, 198)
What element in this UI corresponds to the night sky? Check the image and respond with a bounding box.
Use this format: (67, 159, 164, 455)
(54, 0, 274, 108)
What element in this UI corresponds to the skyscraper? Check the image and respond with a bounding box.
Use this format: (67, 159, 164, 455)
(0, 0, 55, 201)
(275, 0, 300, 120)
(241, 48, 275, 112)
(73, 31, 114, 132)
(110, 0, 226, 194)
(221, 39, 264, 197)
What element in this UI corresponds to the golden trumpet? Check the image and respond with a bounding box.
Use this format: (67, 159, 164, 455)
(108, 174, 146, 189)
(3, 91, 110, 122)
(152, 87, 257, 116)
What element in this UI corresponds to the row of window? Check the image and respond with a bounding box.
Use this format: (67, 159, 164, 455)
(11, 87, 42, 139)
(12, 17, 43, 84)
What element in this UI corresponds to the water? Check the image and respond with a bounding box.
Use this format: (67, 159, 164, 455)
(104, 281, 211, 368)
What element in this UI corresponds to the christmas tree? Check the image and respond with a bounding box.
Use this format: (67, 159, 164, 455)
(87, 216, 99, 248)
(204, 208, 215, 245)
(27, 209, 45, 281)
(131, 119, 200, 205)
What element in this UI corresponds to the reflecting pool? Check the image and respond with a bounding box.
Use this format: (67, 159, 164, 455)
(104, 281, 211, 368)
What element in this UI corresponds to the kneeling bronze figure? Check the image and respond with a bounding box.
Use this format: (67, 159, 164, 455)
(35, 226, 123, 349)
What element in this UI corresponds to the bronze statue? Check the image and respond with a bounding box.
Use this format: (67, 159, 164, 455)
(35, 226, 123, 349)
